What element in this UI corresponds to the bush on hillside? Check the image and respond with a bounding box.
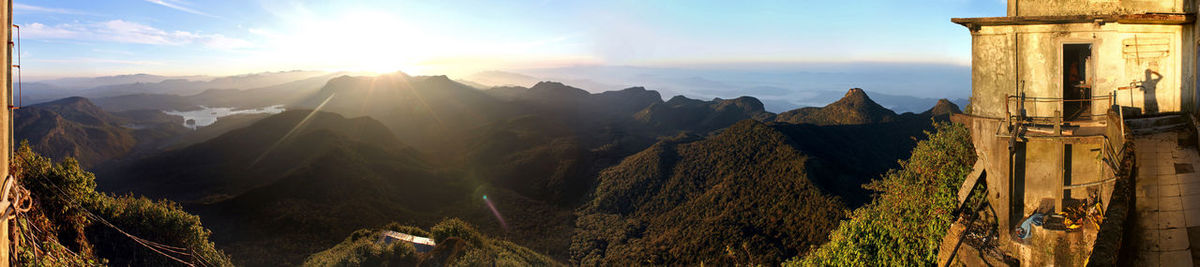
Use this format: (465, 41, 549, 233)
(790, 122, 975, 266)
(11, 142, 232, 266)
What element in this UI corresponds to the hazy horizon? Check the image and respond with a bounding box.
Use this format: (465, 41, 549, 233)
(15, 0, 1001, 80)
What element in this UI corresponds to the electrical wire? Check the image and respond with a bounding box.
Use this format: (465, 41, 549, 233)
(16, 156, 210, 266)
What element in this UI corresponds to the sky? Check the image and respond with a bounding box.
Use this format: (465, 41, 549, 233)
(13, 0, 1006, 78)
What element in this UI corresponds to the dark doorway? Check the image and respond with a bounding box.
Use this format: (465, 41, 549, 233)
(1063, 44, 1092, 121)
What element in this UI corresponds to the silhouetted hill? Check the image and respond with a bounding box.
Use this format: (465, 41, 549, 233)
(572, 120, 846, 265)
(633, 95, 775, 134)
(526, 81, 590, 102)
(99, 110, 414, 203)
(14, 97, 139, 167)
(483, 85, 530, 100)
(299, 73, 512, 154)
(487, 83, 663, 122)
(775, 88, 898, 125)
(923, 98, 963, 117)
(594, 86, 663, 115)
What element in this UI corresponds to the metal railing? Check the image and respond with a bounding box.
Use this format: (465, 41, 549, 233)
(1005, 93, 1115, 124)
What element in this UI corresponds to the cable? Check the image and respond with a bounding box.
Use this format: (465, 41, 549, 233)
(15, 156, 207, 266)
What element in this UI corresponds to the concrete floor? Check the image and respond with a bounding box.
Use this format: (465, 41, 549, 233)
(1132, 131, 1200, 267)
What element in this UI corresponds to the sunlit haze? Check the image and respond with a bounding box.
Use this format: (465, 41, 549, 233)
(16, 0, 1004, 78)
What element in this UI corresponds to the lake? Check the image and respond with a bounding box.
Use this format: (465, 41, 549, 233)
(164, 105, 286, 129)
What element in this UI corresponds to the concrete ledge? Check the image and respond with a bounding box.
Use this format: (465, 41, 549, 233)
(1086, 142, 1136, 266)
(953, 13, 1194, 29)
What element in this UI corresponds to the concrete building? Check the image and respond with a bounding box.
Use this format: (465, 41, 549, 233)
(941, 0, 1200, 265)
(378, 230, 437, 253)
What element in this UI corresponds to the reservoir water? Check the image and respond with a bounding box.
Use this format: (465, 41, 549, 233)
(165, 105, 286, 129)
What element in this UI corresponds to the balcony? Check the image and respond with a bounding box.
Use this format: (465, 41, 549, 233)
(1004, 93, 1115, 137)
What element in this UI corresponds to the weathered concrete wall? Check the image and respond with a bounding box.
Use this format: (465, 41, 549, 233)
(1067, 143, 1106, 201)
(971, 34, 1016, 119)
(1184, 22, 1196, 114)
(971, 23, 1191, 118)
(1025, 141, 1065, 213)
(1012, 0, 1189, 16)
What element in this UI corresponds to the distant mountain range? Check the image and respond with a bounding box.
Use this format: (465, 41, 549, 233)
(18, 70, 965, 265)
(19, 71, 339, 107)
(463, 64, 970, 113)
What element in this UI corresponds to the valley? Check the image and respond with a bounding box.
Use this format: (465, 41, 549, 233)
(12, 71, 963, 265)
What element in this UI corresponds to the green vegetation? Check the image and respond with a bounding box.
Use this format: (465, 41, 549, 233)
(11, 142, 231, 266)
(571, 120, 847, 265)
(304, 218, 558, 266)
(789, 122, 975, 266)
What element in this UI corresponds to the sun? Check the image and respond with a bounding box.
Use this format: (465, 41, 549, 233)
(266, 11, 434, 75)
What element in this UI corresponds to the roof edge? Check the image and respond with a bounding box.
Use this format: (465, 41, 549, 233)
(952, 13, 1194, 29)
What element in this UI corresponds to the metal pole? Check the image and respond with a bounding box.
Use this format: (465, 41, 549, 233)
(1, 0, 13, 264)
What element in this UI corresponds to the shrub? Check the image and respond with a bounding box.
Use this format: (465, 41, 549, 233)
(11, 142, 232, 266)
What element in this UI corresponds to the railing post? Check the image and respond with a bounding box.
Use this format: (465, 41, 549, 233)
(1006, 94, 1012, 129)
(1055, 110, 1062, 135)
(1019, 92, 1026, 121)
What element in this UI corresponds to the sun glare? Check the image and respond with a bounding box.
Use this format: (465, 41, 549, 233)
(265, 11, 432, 75)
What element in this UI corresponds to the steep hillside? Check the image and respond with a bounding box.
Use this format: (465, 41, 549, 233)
(769, 120, 934, 205)
(795, 123, 975, 266)
(775, 88, 897, 125)
(571, 120, 847, 265)
(14, 97, 139, 168)
(463, 115, 645, 205)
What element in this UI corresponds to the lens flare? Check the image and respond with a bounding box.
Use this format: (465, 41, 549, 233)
(251, 93, 337, 167)
(482, 194, 508, 231)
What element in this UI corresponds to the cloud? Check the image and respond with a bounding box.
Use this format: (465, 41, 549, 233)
(143, 0, 221, 18)
(23, 20, 254, 50)
(13, 3, 88, 15)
